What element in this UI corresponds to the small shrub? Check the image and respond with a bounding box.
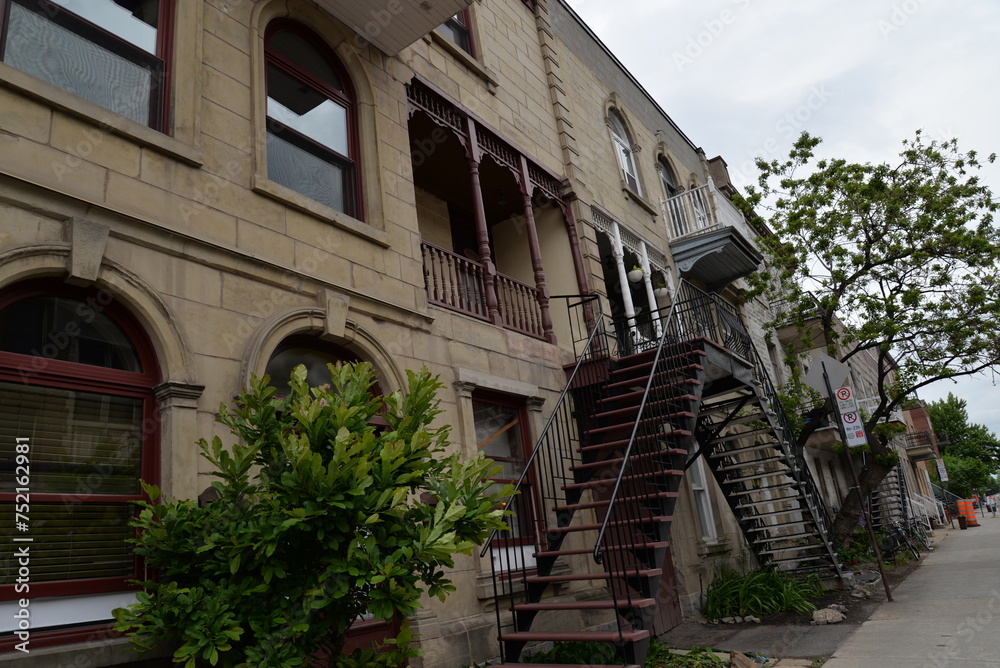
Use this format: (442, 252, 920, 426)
(704, 568, 823, 619)
(113, 363, 511, 667)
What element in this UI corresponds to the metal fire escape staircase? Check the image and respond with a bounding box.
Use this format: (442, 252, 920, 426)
(482, 283, 841, 668)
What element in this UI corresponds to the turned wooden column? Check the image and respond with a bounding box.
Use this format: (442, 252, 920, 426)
(519, 156, 555, 343)
(466, 119, 502, 325)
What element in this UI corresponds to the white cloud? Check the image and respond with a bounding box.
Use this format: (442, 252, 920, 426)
(567, 0, 1000, 432)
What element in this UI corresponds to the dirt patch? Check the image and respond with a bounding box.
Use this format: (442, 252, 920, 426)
(757, 559, 922, 626)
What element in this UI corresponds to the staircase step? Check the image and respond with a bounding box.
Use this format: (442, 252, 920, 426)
(592, 395, 700, 421)
(723, 470, 796, 485)
(554, 491, 679, 513)
(744, 508, 810, 520)
(734, 496, 806, 510)
(708, 426, 774, 444)
(617, 344, 706, 365)
(525, 569, 662, 584)
(598, 379, 702, 406)
(563, 469, 683, 491)
(605, 365, 704, 392)
(768, 554, 832, 565)
(728, 482, 798, 496)
(747, 520, 815, 532)
(500, 630, 651, 644)
(534, 541, 670, 560)
(546, 515, 672, 535)
(753, 531, 820, 545)
(581, 434, 690, 455)
(570, 451, 684, 473)
(512, 598, 656, 612)
(714, 455, 785, 472)
(709, 441, 784, 458)
(584, 411, 696, 437)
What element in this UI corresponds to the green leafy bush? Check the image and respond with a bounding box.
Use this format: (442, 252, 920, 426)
(704, 568, 823, 619)
(114, 363, 511, 667)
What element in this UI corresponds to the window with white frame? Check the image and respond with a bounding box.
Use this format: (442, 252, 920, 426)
(658, 157, 678, 199)
(609, 109, 640, 194)
(688, 455, 717, 541)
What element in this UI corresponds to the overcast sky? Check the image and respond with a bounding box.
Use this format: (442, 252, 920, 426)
(566, 0, 1000, 436)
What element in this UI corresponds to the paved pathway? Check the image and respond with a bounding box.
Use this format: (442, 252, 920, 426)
(822, 511, 1000, 668)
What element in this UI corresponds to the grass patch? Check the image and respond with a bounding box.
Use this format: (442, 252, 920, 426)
(705, 567, 824, 619)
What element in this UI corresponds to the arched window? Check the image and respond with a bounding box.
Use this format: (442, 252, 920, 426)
(265, 21, 360, 217)
(609, 109, 640, 195)
(659, 157, 678, 199)
(0, 281, 159, 601)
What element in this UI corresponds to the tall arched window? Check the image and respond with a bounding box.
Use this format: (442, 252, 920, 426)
(609, 109, 640, 195)
(659, 157, 678, 199)
(0, 281, 159, 602)
(265, 21, 360, 218)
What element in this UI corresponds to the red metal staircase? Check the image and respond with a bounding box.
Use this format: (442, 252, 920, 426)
(483, 285, 841, 667)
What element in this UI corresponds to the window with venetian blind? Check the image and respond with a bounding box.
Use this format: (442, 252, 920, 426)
(0, 282, 158, 598)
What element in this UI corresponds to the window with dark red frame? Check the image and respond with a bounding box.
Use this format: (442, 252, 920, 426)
(265, 20, 361, 218)
(0, 281, 159, 601)
(0, 0, 173, 132)
(473, 395, 537, 546)
(439, 10, 474, 57)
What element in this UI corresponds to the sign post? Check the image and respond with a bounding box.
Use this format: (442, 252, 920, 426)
(821, 362, 892, 602)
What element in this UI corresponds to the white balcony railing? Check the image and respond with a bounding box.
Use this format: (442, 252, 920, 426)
(857, 396, 905, 424)
(660, 180, 758, 243)
(661, 184, 713, 239)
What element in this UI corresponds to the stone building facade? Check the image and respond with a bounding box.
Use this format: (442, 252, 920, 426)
(0, 1, 782, 665)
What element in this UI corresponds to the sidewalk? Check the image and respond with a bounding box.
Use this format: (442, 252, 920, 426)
(822, 512, 1000, 668)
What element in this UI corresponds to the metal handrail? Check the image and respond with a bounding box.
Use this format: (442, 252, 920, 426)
(591, 282, 686, 562)
(479, 294, 603, 558)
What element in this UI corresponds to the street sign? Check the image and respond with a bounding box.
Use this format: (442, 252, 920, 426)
(804, 354, 850, 394)
(936, 458, 949, 483)
(835, 386, 858, 414)
(840, 411, 867, 448)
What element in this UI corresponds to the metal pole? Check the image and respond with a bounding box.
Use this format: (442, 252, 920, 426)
(822, 362, 893, 602)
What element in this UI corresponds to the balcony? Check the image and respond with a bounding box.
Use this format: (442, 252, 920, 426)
(903, 430, 938, 462)
(663, 183, 763, 291)
(421, 242, 546, 339)
(857, 397, 905, 426)
(315, 0, 472, 55)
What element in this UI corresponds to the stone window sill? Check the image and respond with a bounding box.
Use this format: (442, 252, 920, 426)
(426, 32, 499, 94)
(252, 174, 390, 248)
(0, 62, 203, 167)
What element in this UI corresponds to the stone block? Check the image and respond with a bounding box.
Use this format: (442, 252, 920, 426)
(0, 87, 51, 143)
(50, 112, 141, 177)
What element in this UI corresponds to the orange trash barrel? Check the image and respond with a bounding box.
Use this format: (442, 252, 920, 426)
(957, 499, 980, 527)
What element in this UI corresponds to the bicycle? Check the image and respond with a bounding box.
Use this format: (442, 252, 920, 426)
(877, 521, 921, 562)
(904, 518, 932, 551)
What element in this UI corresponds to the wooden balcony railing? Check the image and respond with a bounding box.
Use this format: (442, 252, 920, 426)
(421, 242, 546, 339)
(421, 242, 489, 321)
(495, 273, 544, 338)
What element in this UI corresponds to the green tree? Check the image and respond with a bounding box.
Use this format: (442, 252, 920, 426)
(740, 131, 1000, 540)
(926, 393, 1000, 469)
(113, 363, 510, 667)
(938, 454, 993, 499)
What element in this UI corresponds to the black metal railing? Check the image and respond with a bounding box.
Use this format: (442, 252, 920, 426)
(480, 294, 611, 663)
(604, 281, 839, 574)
